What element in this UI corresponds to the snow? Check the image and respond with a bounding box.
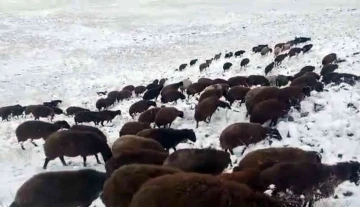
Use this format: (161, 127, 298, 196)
(1, 0, 360, 206)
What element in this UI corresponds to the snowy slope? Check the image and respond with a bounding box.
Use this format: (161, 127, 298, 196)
(1, 0, 360, 206)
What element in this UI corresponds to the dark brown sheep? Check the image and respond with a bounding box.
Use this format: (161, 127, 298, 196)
(288, 47, 302, 57)
(257, 161, 360, 207)
(123, 85, 135, 92)
(245, 87, 279, 115)
(15, 120, 70, 150)
(105, 149, 169, 176)
(43, 130, 112, 169)
(186, 82, 211, 99)
(70, 124, 107, 142)
(101, 164, 182, 207)
(161, 81, 183, 96)
(194, 96, 231, 128)
(322, 53, 337, 65)
(245, 87, 266, 102)
(142, 84, 164, 101)
(136, 128, 197, 151)
(111, 135, 165, 156)
(274, 54, 288, 66)
(74, 110, 121, 126)
(130, 173, 287, 207)
(198, 77, 213, 85)
(9, 169, 106, 207)
(225, 86, 250, 106)
(246, 75, 270, 86)
(96, 110, 122, 126)
(219, 123, 282, 155)
(119, 121, 151, 136)
(320, 64, 339, 76)
(25, 105, 55, 121)
(235, 147, 322, 171)
(250, 98, 290, 126)
(163, 148, 232, 175)
(290, 73, 324, 92)
(134, 85, 146, 96)
(138, 107, 162, 124)
(0, 104, 26, 120)
(96, 98, 112, 111)
(129, 100, 157, 118)
(228, 76, 248, 87)
(161, 90, 186, 104)
(198, 88, 225, 103)
(199, 62, 209, 72)
(155, 107, 184, 128)
(211, 78, 228, 85)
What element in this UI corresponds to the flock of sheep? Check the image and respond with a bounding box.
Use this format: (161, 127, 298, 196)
(2, 36, 360, 207)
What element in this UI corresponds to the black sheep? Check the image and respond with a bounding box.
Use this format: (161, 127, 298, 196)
(223, 62, 233, 72)
(143, 85, 164, 101)
(179, 63, 187, 71)
(190, 59, 198, 66)
(234, 50, 245, 57)
(214, 53, 221, 60)
(294, 36, 311, 44)
(322, 53, 337, 65)
(302, 44, 313, 53)
(227, 76, 248, 87)
(288, 47, 302, 58)
(246, 75, 270, 86)
(25, 105, 55, 121)
(240, 58, 250, 67)
(74, 111, 100, 125)
(96, 110, 121, 126)
(199, 62, 209, 72)
(0, 105, 25, 120)
(43, 100, 62, 108)
(320, 64, 339, 76)
(264, 62, 275, 75)
(274, 54, 288, 66)
(96, 98, 112, 111)
(134, 86, 146, 96)
(65, 106, 90, 116)
(161, 90, 186, 104)
(146, 79, 159, 90)
(224, 52, 233, 58)
(322, 72, 359, 86)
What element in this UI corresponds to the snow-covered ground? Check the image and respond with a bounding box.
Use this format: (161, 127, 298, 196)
(1, 0, 360, 206)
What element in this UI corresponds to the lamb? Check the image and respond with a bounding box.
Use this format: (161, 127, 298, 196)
(320, 64, 339, 76)
(194, 96, 231, 128)
(264, 62, 275, 75)
(186, 82, 211, 98)
(234, 147, 322, 171)
(130, 173, 286, 207)
(136, 128, 197, 151)
(234, 50, 245, 57)
(223, 62, 233, 71)
(161, 90, 186, 104)
(161, 81, 183, 96)
(250, 98, 290, 126)
(43, 130, 112, 169)
(25, 105, 55, 121)
(198, 77, 213, 85)
(225, 86, 250, 106)
(246, 75, 270, 86)
(214, 52, 221, 60)
(219, 122, 282, 155)
(257, 161, 360, 207)
(322, 53, 337, 65)
(9, 169, 106, 207)
(199, 62, 209, 72)
(302, 44, 313, 53)
(101, 164, 182, 207)
(288, 47, 302, 57)
(190, 59, 198, 66)
(274, 54, 288, 66)
(198, 88, 226, 103)
(70, 124, 107, 142)
(96, 98, 112, 111)
(15, 120, 70, 150)
(111, 135, 165, 156)
(227, 76, 248, 87)
(105, 149, 169, 176)
(179, 63, 187, 71)
(138, 107, 162, 124)
(163, 148, 232, 175)
(65, 106, 90, 116)
(52, 107, 63, 115)
(274, 46, 282, 57)
(142, 84, 164, 101)
(275, 75, 293, 87)
(134, 85, 146, 96)
(129, 100, 157, 118)
(240, 58, 250, 67)
(119, 121, 152, 136)
(155, 107, 184, 128)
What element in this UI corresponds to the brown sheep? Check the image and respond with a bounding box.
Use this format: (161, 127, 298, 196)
(290, 74, 324, 92)
(245, 86, 279, 115)
(245, 86, 266, 101)
(101, 164, 182, 207)
(134, 85, 146, 96)
(43, 130, 112, 169)
(65, 106, 90, 116)
(211, 78, 229, 85)
(130, 173, 287, 207)
(119, 121, 151, 136)
(15, 120, 70, 150)
(70, 124, 107, 142)
(163, 148, 232, 175)
(234, 147, 322, 171)
(194, 96, 231, 128)
(257, 161, 360, 207)
(160, 90, 186, 104)
(25, 105, 55, 121)
(111, 135, 165, 156)
(123, 85, 135, 92)
(322, 53, 337, 65)
(105, 148, 169, 176)
(198, 88, 225, 103)
(138, 107, 162, 124)
(154, 107, 184, 128)
(129, 100, 157, 118)
(186, 82, 211, 99)
(225, 86, 250, 106)
(227, 76, 248, 87)
(250, 98, 290, 126)
(9, 169, 106, 207)
(160, 81, 183, 96)
(219, 122, 282, 155)
(198, 77, 213, 85)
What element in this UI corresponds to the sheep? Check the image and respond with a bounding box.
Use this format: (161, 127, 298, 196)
(11, 105, 27, 118)
(123, 85, 135, 92)
(25, 105, 55, 121)
(190, 59, 198, 66)
(275, 75, 292, 87)
(15, 120, 70, 150)
(281, 43, 292, 51)
(186, 82, 211, 98)
(250, 98, 290, 126)
(119, 121, 152, 136)
(96, 98, 112, 111)
(107, 90, 121, 103)
(74, 111, 100, 125)
(302, 44, 313, 53)
(51, 107, 63, 115)
(101, 164, 182, 207)
(179, 78, 192, 93)
(155, 107, 184, 128)
(290, 74, 323, 92)
(163, 148, 232, 175)
(0, 105, 25, 120)
(146, 79, 159, 90)
(274, 54, 288, 66)
(194, 96, 231, 128)
(96, 110, 122, 126)
(143, 84, 164, 101)
(43, 130, 112, 169)
(246, 75, 270, 86)
(136, 128, 197, 151)
(65, 106, 90, 116)
(224, 52, 233, 58)
(274, 43, 285, 49)
(234, 50, 245, 57)
(212, 78, 229, 85)
(235, 147, 322, 171)
(257, 161, 360, 207)
(274, 46, 282, 57)
(219, 122, 282, 155)
(43, 100, 62, 108)
(198, 77, 213, 85)
(178, 63, 187, 71)
(9, 169, 106, 207)
(199, 62, 209, 72)
(225, 86, 250, 106)
(105, 149, 169, 176)
(288, 47, 302, 57)
(253, 44, 268, 53)
(245, 87, 266, 102)
(160, 81, 183, 96)
(130, 173, 286, 207)
(197, 88, 224, 103)
(129, 100, 157, 118)
(264, 62, 275, 75)
(214, 52, 221, 60)
(223, 62, 232, 72)
(294, 36, 311, 44)
(205, 58, 213, 65)
(245, 86, 280, 115)
(260, 46, 271, 56)
(161, 90, 186, 104)
(322, 53, 337, 65)
(320, 64, 339, 76)
(134, 85, 146, 96)
(227, 76, 248, 87)
(322, 72, 359, 86)
(70, 125, 107, 142)
(119, 89, 133, 100)
(240, 58, 250, 67)
(293, 65, 316, 79)
(111, 135, 165, 156)
(138, 107, 162, 124)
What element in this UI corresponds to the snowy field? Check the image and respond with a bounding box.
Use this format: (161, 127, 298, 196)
(1, 0, 360, 206)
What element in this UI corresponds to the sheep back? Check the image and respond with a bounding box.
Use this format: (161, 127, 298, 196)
(119, 121, 151, 136)
(138, 107, 162, 123)
(70, 125, 107, 142)
(111, 135, 165, 156)
(154, 107, 183, 128)
(250, 99, 290, 125)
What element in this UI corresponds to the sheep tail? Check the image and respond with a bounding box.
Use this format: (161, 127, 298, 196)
(9, 201, 19, 207)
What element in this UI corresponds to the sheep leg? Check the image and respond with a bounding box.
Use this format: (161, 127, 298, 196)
(172, 147, 177, 151)
(21, 142, 26, 150)
(196, 121, 199, 128)
(240, 147, 247, 155)
(100, 121, 104, 126)
(59, 156, 67, 166)
(82, 156, 87, 167)
(94, 154, 102, 164)
(245, 112, 249, 118)
(43, 158, 50, 169)
(226, 149, 234, 155)
(30, 140, 38, 147)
